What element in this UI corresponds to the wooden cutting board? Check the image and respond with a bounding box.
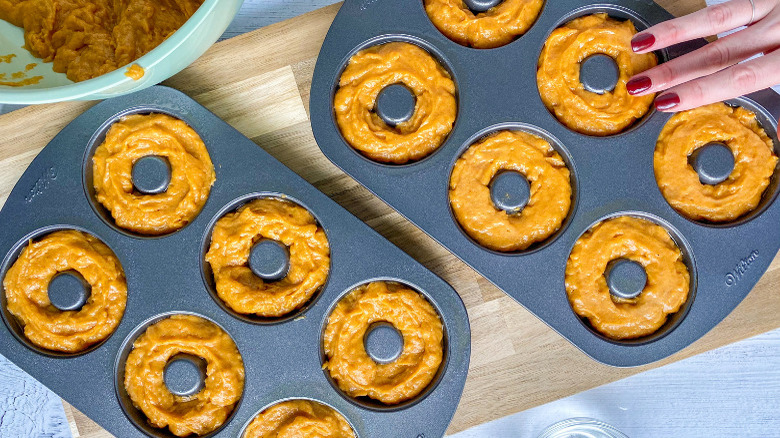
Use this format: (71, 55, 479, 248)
(1, 0, 778, 436)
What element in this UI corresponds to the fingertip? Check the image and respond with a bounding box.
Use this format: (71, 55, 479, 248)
(631, 33, 656, 53)
(626, 75, 652, 95)
(654, 93, 680, 111)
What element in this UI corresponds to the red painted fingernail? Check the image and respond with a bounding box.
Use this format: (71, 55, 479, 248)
(626, 76, 652, 95)
(655, 93, 680, 111)
(631, 33, 655, 52)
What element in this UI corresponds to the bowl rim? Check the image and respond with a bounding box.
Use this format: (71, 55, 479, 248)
(0, 0, 226, 104)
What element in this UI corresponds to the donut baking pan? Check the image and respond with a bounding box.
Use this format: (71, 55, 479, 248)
(310, 0, 780, 366)
(0, 86, 470, 437)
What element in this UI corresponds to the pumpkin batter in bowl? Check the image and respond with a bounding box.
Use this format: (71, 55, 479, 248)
(3, 229, 126, 353)
(123, 314, 244, 437)
(0, 0, 204, 83)
(654, 103, 778, 223)
(565, 216, 690, 340)
(423, 0, 544, 49)
(92, 113, 215, 235)
(243, 399, 356, 438)
(449, 130, 572, 252)
(537, 13, 657, 136)
(205, 198, 330, 318)
(323, 281, 444, 405)
(334, 42, 457, 164)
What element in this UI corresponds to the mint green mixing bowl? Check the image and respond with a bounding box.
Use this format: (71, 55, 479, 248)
(0, 0, 243, 104)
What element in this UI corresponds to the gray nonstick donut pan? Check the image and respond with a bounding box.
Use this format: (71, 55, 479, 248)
(0, 85, 470, 437)
(310, 0, 780, 366)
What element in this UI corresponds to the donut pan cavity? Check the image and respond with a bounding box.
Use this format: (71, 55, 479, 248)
(310, 0, 780, 366)
(0, 86, 470, 437)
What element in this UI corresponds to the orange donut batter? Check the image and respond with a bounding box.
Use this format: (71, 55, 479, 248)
(334, 42, 457, 164)
(323, 281, 444, 405)
(124, 314, 244, 437)
(92, 113, 215, 235)
(205, 198, 330, 318)
(449, 130, 572, 252)
(423, 0, 544, 49)
(537, 13, 657, 136)
(3, 230, 127, 353)
(0, 0, 203, 83)
(243, 399, 356, 438)
(565, 216, 690, 340)
(654, 103, 778, 222)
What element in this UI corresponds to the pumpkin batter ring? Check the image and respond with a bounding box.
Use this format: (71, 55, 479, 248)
(654, 102, 779, 223)
(92, 113, 216, 235)
(323, 281, 444, 405)
(565, 216, 691, 340)
(423, 0, 544, 49)
(205, 198, 330, 318)
(123, 314, 244, 437)
(3, 229, 127, 353)
(537, 13, 658, 136)
(334, 42, 457, 164)
(242, 399, 356, 438)
(449, 130, 572, 252)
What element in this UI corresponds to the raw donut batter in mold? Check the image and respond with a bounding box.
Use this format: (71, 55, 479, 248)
(449, 130, 572, 252)
(123, 314, 244, 437)
(0, 0, 203, 82)
(565, 216, 690, 340)
(334, 42, 457, 164)
(205, 198, 330, 318)
(3, 229, 127, 353)
(423, 0, 544, 49)
(654, 102, 778, 222)
(92, 113, 215, 235)
(537, 13, 657, 136)
(243, 399, 356, 438)
(323, 281, 444, 405)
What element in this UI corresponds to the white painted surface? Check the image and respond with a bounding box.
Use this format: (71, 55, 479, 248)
(1, 1, 779, 437)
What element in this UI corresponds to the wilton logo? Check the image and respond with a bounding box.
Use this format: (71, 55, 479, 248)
(725, 249, 759, 286)
(359, 0, 380, 10)
(24, 166, 57, 204)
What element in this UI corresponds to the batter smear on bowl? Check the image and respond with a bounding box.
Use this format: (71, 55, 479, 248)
(323, 281, 444, 405)
(243, 399, 356, 438)
(537, 13, 657, 136)
(449, 130, 572, 252)
(92, 113, 215, 235)
(0, 0, 204, 83)
(205, 198, 330, 318)
(334, 42, 457, 164)
(565, 216, 690, 340)
(654, 102, 778, 223)
(424, 0, 543, 49)
(3, 229, 127, 353)
(123, 314, 244, 437)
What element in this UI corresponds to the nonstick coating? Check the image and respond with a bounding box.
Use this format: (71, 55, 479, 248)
(310, 0, 780, 367)
(0, 86, 471, 437)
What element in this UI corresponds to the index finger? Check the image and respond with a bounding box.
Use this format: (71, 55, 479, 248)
(631, 0, 769, 53)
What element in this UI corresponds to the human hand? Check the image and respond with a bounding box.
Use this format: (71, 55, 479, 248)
(625, 0, 780, 128)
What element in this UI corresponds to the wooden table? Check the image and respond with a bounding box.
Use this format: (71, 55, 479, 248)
(1, 0, 778, 436)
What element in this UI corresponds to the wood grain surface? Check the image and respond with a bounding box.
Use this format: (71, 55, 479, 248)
(1, 0, 778, 436)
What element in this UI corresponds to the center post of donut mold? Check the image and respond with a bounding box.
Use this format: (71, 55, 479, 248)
(248, 239, 290, 282)
(363, 322, 404, 364)
(132, 155, 172, 195)
(375, 84, 417, 127)
(605, 258, 648, 300)
(579, 54, 619, 95)
(47, 270, 91, 311)
(163, 353, 208, 397)
(461, 0, 504, 13)
(689, 142, 735, 186)
(490, 170, 531, 214)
